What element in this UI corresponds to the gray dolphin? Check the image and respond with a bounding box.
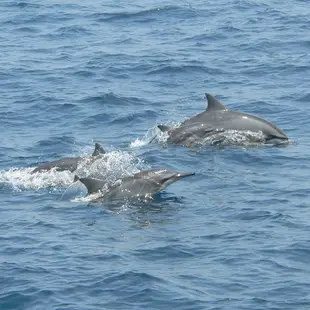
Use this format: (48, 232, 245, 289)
(74, 168, 195, 202)
(158, 93, 288, 146)
(31, 143, 105, 174)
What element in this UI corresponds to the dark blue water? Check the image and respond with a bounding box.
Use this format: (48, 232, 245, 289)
(1, 1, 310, 309)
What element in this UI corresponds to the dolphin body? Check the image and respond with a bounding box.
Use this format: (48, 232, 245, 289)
(74, 168, 195, 202)
(31, 143, 105, 174)
(158, 93, 288, 146)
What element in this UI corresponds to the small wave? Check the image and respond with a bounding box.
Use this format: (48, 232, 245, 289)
(30, 101, 78, 115)
(111, 110, 157, 126)
(297, 93, 310, 102)
(72, 70, 96, 78)
(180, 32, 226, 43)
(92, 5, 195, 23)
(55, 25, 91, 37)
(81, 112, 113, 125)
(15, 26, 41, 33)
(35, 136, 76, 149)
(6, 2, 41, 8)
(147, 64, 221, 76)
(78, 93, 147, 106)
(24, 13, 66, 25)
(134, 244, 194, 261)
(0, 292, 33, 310)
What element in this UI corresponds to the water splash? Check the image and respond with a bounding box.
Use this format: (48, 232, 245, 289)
(201, 129, 267, 147)
(71, 191, 105, 203)
(130, 124, 172, 148)
(197, 130, 291, 147)
(130, 126, 159, 148)
(0, 167, 73, 191)
(0, 150, 148, 192)
(133, 124, 290, 148)
(76, 150, 147, 181)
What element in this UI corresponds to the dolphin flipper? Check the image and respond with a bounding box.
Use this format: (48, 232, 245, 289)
(92, 143, 105, 156)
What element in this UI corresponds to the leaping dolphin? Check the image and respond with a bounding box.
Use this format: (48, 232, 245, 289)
(157, 93, 288, 146)
(74, 168, 195, 202)
(31, 143, 105, 174)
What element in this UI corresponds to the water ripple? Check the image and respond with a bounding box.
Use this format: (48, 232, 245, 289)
(92, 5, 197, 23)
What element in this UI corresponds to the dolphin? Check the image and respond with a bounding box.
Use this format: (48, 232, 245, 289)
(157, 93, 288, 146)
(31, 143, 105, 174)
(74, 168, 195, 202)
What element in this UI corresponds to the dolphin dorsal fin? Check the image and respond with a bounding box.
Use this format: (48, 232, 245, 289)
(158, 125, 170, 132)
(205, 93, 227, 112)
(92, 143, 105, 156)
(78, 177, 106, 194)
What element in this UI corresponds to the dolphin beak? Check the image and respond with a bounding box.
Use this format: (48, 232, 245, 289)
(160, 171, 195, 190)
(175, 172, 195, 179)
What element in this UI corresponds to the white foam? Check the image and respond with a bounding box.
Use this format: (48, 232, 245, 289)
(71, 191, 104, 203)
(133, 123, 289, 147)
(0, 167, 73, 191)
(201, 130, 290, 147)
(130, 138, 149, 148)
(77, 150, 148, 181)
(201, 129, 267, 146)
(0, 150, 148, 192)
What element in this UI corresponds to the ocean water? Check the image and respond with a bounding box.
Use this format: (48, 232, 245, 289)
(1, 0, 310, 309)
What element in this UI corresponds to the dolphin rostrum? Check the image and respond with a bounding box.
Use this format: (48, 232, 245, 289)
(74, 168, 195, 202)
(157, 93, 288, 146)
(31, 143, 105, 174)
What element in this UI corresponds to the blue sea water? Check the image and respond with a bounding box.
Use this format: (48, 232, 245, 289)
(1, 0, 310, 309)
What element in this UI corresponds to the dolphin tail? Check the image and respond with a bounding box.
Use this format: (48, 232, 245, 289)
(92, 143, 105, 156)
(157, 125, 170, 132)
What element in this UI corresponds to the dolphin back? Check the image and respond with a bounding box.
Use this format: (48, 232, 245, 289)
(75, 169, 195, 202)
(31, 157, 81, 174)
